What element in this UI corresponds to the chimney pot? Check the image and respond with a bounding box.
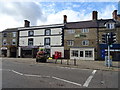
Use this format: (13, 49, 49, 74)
(24, 20, 30, 27)
(92, 11, 98, 20)
(63, 15, 67, 24)
(112, 10, 117, 20)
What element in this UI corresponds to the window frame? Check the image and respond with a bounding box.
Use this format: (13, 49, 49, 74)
(45, 29, 51, 36)
(85, 51, 93, 57)
(44, 38, 50, 45)
(28, 31, 34, 36)
(12, 32, 16, 37)
(82, 40, 89, 46)
(71, 50, 79, 57)
(67, 40, 74, 46)
(82, 28, 89, 33)
(28, 38, 33, 46)
(12, 39, 16, 45)
(3, 39, 7, 45)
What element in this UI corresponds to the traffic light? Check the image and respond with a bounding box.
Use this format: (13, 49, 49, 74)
(109, 32, 116, 45)
(102, 34, 107, 44)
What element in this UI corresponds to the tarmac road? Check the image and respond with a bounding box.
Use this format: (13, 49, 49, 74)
(1, 58, 119, 88)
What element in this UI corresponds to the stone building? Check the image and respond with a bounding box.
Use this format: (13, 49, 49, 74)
(64, 10, 120, 60)
(1, 28, 18, 57)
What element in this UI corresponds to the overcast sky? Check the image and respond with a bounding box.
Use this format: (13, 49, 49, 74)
(0, 0, 118, 31)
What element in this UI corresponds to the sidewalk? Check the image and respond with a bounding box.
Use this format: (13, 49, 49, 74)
(47, 59, 120, 71)
(1, 57, 120, 71)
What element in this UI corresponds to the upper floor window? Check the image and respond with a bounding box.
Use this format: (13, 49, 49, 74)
(44, 38, 50, 45)
(82, 29, 89, 33)
(3, 33, 7, 37)
(12, 32, 16, 37)
(28, 38, 33, 46)
(67, 40, 74, 46)
(105, 23, 115, 29)
(12, 39, 16, 45)
(82, 40, 89, 46)
(67, 30, 75, 34)
(28, 31, 34, 36)
(45, 29, 51, 35)
(3, 39, 7, 45)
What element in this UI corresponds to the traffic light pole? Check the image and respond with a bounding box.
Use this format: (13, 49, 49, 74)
(107, 44, 110, 67)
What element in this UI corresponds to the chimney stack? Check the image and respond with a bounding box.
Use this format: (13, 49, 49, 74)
(24, 20, 30, 27)
(112, 10, 117, 20)
(63, 15, 67, 24)
(92, 11, 98, 20)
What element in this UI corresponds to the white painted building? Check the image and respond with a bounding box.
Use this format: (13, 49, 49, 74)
(18, 24, 64, 58)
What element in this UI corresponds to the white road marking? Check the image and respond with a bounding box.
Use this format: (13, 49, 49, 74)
(2, 69, 82, 87)
(52, 76, 82, 87)
(83, 70, 97, 87)
(24, 74, 42, 77)
(11, 70, 23, 76)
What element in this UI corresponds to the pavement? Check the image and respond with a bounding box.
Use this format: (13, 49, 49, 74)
(1, 57, 120, 71)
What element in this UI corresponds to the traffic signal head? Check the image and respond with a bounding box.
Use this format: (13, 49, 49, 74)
(102, 34, 107, 44)
(110, 32, 116, 44)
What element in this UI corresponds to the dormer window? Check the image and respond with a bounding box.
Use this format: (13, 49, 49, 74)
(105, 23, 115, 29)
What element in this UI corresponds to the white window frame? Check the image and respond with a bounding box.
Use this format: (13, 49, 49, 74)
(67, 30, 75, 34)
(82, 29, 89, 33)
(82, 40, 89, 46)
(85, 51, 93, 57)
(12, 39, 16, 45)
(71, 50, 78, 57)
(12, 32, 16, 37)
(3, 39, 7, 45)
(106, 23, 115, 29)
(67, 40, 74, 46)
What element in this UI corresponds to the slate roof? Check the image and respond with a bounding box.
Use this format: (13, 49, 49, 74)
(65, 19, 120, 29)
(2, 28, 18, 32)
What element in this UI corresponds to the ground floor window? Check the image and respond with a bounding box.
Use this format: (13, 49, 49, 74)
(80, 51, 84, 57)
(71, 50, 78, 57)
(85, 51, 93, 57)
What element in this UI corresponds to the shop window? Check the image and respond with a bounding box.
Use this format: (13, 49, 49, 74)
(44, 38, 50, 45)
(85, 51, 93, 57)
(80, 51, 84, 57)
(28, 31, 34, 36)
(45, 29, 51, 35)
(67, 40, 74, 46)
(71, 50, 78, 57)
(82, 40, 89, 46)
(28, 38, 33, 46)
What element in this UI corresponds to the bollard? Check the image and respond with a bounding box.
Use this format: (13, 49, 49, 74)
(61, 59, 62, 64)
(55, 59, 57, 64)
(74, 59, 76, 66)
(67, 59, 69, 65)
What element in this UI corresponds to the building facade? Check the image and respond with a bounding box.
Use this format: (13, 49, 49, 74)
(18, 24, 64, 58)
(0, 32, 2, 57)
(1, 28, 18, 57)
(64, 10, 120, 60)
